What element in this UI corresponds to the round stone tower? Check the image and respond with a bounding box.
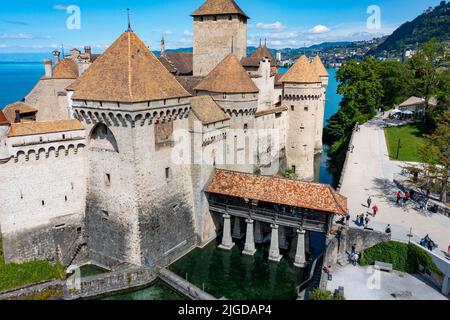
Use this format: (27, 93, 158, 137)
(280, 56, 323, 182)
(311, 56, 329, 153)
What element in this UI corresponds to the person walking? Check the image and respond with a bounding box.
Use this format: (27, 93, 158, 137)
(404, 191, 410, 203)
(373, 204, 379, 217)
(367, 196, 372, 208)
(385, 224, 392, 234)
(345, 213, 351, 226)
(447, 245, 450, 257)
(396, 191, 402, 205)
(352, 253, 359, 266)
(364, 215, 370, 228)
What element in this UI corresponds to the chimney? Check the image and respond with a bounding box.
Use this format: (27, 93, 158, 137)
(53, 50, 61, 64)
(44, 59, 52, 78)
(14, 110, 21, 123)
(84, 46, 92, 55)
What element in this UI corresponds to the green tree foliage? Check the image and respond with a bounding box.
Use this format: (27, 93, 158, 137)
(405, 108, 450, 203)
(378, 61, 415, 107)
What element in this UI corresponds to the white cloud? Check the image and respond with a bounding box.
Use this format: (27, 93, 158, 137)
(308, 25, 331, 34)
(255, 22, 286, 31)
(53, 5, 68, 11)
(183, 30, 193, 37)
(0, 33, 34, 39)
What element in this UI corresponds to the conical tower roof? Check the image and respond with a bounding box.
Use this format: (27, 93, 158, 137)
(251, 45, 275, 67)
(194, 54, 259, 94)
(279, 55, 321, 84)
(72, 31, 190, 103)
(311, 56, 328, 77)
(192, 0, 249, 19)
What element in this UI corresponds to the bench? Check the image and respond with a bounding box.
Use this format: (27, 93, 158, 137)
(374, 261, 393, 272)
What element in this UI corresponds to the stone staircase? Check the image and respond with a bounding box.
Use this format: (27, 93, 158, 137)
(62, 232, 87, 267)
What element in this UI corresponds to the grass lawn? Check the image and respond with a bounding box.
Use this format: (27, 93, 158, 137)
(384, 124, 427, 162)
(0, 238, 66, 293)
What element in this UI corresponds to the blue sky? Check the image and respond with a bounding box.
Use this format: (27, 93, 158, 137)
(0, 0, 444, 53)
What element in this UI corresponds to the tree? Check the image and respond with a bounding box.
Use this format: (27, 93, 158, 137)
(378, 60, 414, 108)
(405, 108, 449, 203)
(408, 39, 445, 109)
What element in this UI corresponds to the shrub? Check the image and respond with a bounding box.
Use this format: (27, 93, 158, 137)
(359, 241, 443, 276)
(309, 288, 345, 300)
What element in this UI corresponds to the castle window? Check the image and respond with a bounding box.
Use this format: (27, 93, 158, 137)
(105, 173, 111, 186)
(62, 134, 66, 140)
(213, 16, 217, 21)
(200, 17, 204, 22)
(165, 167, 172, 180)
(42, 200, 45, 206)
(77, 227, 82, 235)
(228, 15, 232, 20)
(223, 93, 227, 99)
(291, 106, 295, 111)
(100, 101, 103, 107)
(292, 165, 296, 174)
(244, 123, 248, 130)
(304, 107, 309, 111)
(275, 112, 282, 118)
(65, 195, 68, 202)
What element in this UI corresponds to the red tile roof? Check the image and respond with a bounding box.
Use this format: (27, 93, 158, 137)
(206, 170, 348, 215)
(0, 110, 10, 125)
(2, 102, 38, 123)
(7, 119, 84, 137)
(192, 0, 249, 19)
(72, 31, 191, 103)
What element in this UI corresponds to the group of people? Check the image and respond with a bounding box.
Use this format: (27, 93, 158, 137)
(420, 235, 437, 252)
(396, 190, 410, 206)
(355, 197, 379, 228)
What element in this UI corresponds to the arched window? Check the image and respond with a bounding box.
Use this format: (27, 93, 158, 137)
(89, 123, 119, 153)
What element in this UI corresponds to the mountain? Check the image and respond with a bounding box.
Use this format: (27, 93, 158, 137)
(369, 1, 450, 55)
(308, 42, 353, 50)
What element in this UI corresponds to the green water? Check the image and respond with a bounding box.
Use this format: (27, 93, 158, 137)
(101, 280, 186, 300)
(79, 265, 108, 278)
(169, 239, 304, 300)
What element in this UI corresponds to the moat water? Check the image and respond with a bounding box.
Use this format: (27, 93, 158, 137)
(1, 57, 342, 300)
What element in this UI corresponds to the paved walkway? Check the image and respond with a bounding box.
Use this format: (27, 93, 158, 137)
(327, 265, 448, 300)
(339, 116, 450, 258)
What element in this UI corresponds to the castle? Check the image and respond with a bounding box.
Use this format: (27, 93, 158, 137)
(0, 0, 345, 270)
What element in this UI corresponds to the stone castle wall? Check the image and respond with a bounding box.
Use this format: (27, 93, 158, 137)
(0, 132, 87, 263)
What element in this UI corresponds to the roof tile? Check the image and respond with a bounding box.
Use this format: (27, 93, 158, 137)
(190, 95, 230, 125)
(194, 54, 259, 94)
(279, 55, 321, 84)
(206, 170, 348, 215)
(72, 31, 190, 103)
(192, 0, 249, 18)
(7, 119, 84, 137)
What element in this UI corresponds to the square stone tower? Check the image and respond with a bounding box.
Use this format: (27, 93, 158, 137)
(69, 30, 197, 268)
(192, 0, 249, 76)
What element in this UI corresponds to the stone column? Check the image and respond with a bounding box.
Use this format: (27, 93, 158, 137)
(279, 225, 288, 250)
(294, 229, 306, 268)
(219, 214, 235, 251)
(243, 219, 256, 256)
(255, 221, 263, 244)
(268, 224, 282, 262)
(232, 216, 244, 239)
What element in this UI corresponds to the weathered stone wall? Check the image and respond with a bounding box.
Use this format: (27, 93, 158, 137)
(284, 83, 323, 181)
(0, 133, 87, 263)
(193, 15, 247, 76)
(314, 78, 328, 153)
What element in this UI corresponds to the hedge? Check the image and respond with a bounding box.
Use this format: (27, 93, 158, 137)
(359, 241, 443, 276)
